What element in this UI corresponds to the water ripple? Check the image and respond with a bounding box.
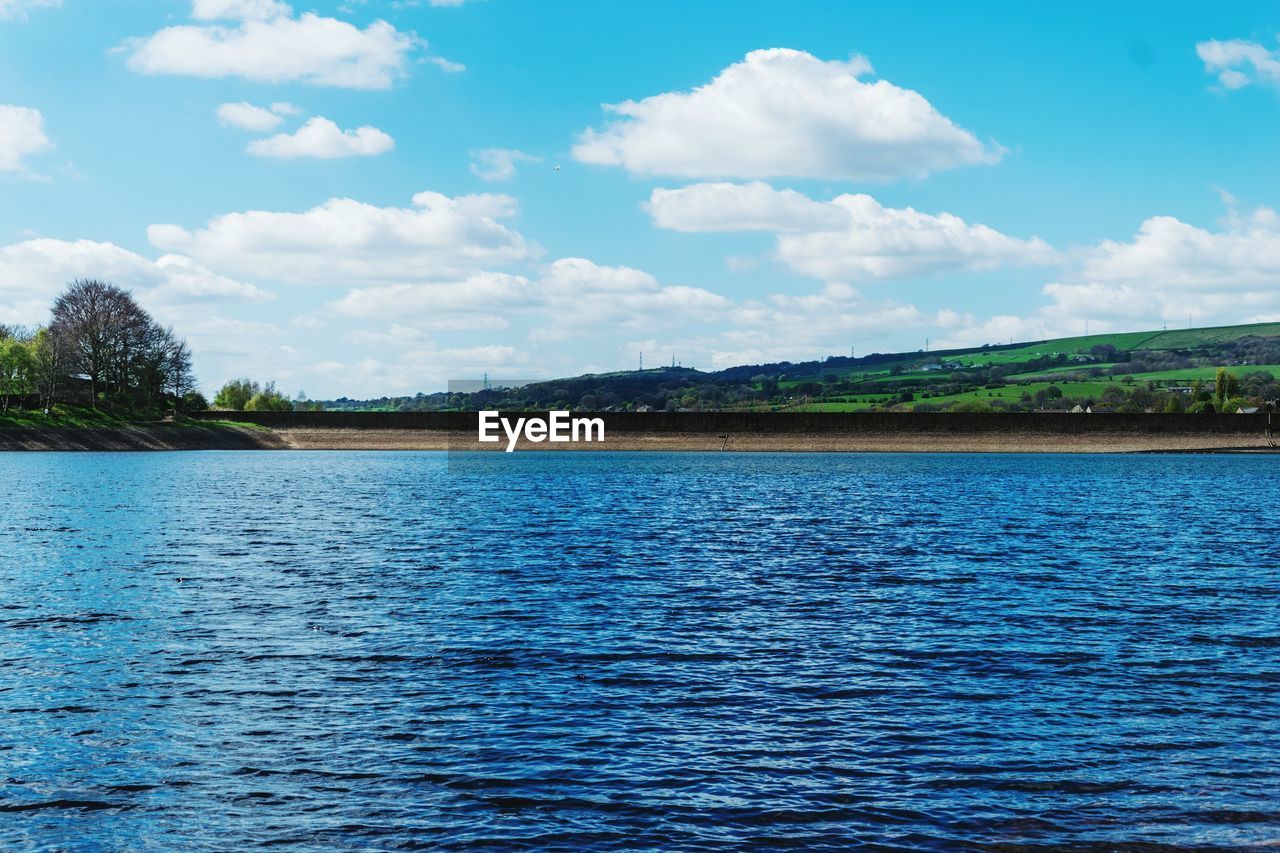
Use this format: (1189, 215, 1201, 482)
(0, 451, 1278, 850)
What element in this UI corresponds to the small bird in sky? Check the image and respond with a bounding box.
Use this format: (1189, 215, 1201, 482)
(553, 165, 561, 171)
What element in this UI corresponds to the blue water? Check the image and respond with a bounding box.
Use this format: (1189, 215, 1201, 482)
(1, 451, 1279, 850)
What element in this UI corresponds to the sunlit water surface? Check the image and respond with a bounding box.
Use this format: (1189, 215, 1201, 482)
(1, 451, 1278, 850)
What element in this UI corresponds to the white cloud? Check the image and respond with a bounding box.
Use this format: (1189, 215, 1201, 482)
(192, 0, 289, 20)
(1083, 208, 1280, 288)
(325, 257, 729, 341)
(216, 101, 294, 131)
(148, 191, 539, 284)
(469, 148, 540, 181)
(124, 6, 418, 89)
(0, 0, 58, 20)
(247, 116, 394, 159)
(648, 181, 846, 232)
(0, 238, 272, 326)
(938, 206, 1280, 348)
(572, 48, 999, 181)
(330, 271, 531, 328)
(535, 257, 731, 336)
(648, 182, 1056, 281)
(429, 56, 466, 73)
(305, 343, 533, 395)
(1197, 37, 1280, 89)
(716, 282, 930, 365)
(0, 105, 51, 172)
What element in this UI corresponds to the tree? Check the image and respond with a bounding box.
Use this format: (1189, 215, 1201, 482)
(47, 279, 195, 410)
(1215, 367, 1228, 410)
(213, 379, 259, 410)
(243, 382, 293, 412)
(0, 338, 35, 412)
(31, 329, 64, 412)
(181, 390, 209, 411)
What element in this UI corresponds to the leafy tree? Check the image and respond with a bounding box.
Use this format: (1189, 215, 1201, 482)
(0, 338, 35, 412)
(31, 329, 64, 412)
(181, 390, 209, 411)
(213, 378, 259, 410)
(244, 382, 293, 412)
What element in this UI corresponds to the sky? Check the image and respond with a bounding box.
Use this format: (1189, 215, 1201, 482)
(3, 0, 1280, 398)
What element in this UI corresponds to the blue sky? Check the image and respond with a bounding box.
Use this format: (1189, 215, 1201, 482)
(3, 0, 1280, 397)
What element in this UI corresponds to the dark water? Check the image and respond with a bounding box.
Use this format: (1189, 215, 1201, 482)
(2, 451, 1279, 850)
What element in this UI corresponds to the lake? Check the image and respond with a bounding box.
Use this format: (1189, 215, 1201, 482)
(1, 451, 1278, 849)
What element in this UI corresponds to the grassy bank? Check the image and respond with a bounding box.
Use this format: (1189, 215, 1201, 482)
(0, 407, 285, 451)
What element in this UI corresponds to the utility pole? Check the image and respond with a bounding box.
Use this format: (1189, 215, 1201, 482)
(639, 351, 643, 371)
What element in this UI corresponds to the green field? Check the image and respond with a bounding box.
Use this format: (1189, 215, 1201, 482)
(1121, 365, 1280, 382)
(1138, 323, 1280, 350)
(0, 406, 130, 429)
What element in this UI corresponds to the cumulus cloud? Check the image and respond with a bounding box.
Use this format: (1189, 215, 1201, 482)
(148, 191, 538, 284)
(648, 182, 1056, 281)
(648, 182, 847, 233)
(326, 257, 730, 340)
(216, 100, 297, 131)
(535, 258, 731, 336)
(330, 271, 531, 329)
(299, 342, 533, 396)
(246, 116, 394, 159)
(469, 148, 541, 181)
(0, 105, 51, 172)
(938, 206, 1280, 348)
(0, 0, 58, 20)
(714, 282, 931, 365)
(1083, 208, 1280, 288)
(573, 48, 999, 181)
(123, 3, 418, 89)
(1197, 37, 1280, 89)
(0, 237, 272, 326)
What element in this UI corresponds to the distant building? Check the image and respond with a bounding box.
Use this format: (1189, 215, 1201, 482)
(1237, 406, 1260, 414)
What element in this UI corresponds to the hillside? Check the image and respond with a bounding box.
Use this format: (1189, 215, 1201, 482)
(318, 320, 1280, 414)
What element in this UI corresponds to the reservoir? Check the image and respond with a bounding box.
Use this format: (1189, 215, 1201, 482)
(2, 451, 1278, 849)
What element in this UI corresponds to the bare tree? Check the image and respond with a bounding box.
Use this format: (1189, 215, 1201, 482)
(48, 279, 196, 410)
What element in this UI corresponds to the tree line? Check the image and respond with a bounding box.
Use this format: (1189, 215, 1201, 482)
(0, 279, 198, 414)
(210, 378, 314, 412)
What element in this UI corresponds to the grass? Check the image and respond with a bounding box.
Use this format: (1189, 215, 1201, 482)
(1139, 322, 1280, 350)
(0, 405, 244, 430)
(1119, 365, 1280, 382)
(0, 406, 134, 429)
(191, 419, 274, 432)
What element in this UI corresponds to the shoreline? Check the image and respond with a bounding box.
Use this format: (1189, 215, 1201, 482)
(2, 424, 1276, 453)
(273, 428, 1278, 453)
